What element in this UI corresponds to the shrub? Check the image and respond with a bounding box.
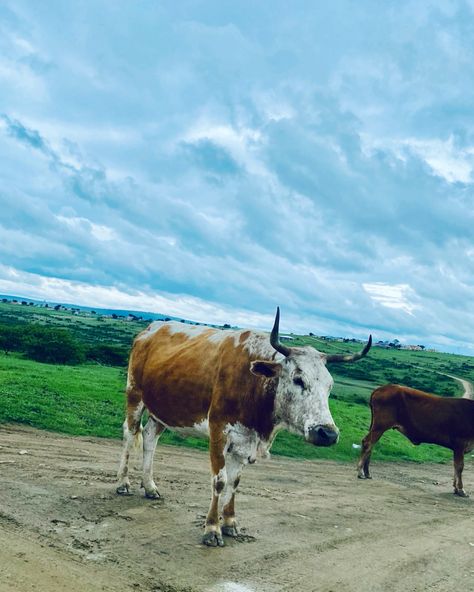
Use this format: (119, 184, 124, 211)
(23, 326, 85, 365)
(86, 343, 128, 367)
(0, 324, 24, 354)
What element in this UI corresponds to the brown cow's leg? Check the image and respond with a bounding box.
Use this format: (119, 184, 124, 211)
(116, 385, 144, 495)
(453, 449, 468, 497)
(141, 417, 165, 499)
(357, 429, 385, 479)
(221, 453, 245, 537)
(202, 422, 226, 547)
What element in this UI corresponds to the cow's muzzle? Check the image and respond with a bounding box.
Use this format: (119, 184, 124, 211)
(307, 425, 339, 447)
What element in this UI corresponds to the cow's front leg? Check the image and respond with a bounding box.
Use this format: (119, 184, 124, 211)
(221, 452, 245, 537)
(202, 422, 227, 547)
(453, 449, 468, 497)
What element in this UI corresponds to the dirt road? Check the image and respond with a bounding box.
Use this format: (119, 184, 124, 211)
(447, 374, 474, 399)
(2, 425, 474, 592)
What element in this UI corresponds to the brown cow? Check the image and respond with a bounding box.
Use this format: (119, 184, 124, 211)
(357, 384, 474, 496)
(117, 308, 372, 546)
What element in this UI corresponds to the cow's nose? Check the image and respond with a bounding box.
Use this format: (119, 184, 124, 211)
(307, 425, 339, 447)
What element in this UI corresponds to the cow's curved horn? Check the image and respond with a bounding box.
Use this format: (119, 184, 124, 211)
(270, 307, 291, 357)
(325, 335, 372, 363)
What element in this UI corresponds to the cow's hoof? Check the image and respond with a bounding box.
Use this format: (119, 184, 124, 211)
(222, 524, 239, 537)
(144, 489, 161, 500)
(202, 531, 224, 547)
(454, 489, 469, 498)
(141, 481, 161, 499)
(116, 484, 132, 495)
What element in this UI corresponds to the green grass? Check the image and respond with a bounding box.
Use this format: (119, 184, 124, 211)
(0, 354, 126, 437)
(291, 335, 473, 398)
(1, 300, 473, 464)
(0, 353, 451, 463)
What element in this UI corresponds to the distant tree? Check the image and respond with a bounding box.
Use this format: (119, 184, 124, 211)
(23, 326, 85, 365)
(164, 317, 171, 322)
(309, 332, 315, 337)
(0, 325, 23, 354)
(112, 313, 118, 319)
(1, 298, 7, 303)
(86, 344, 128, 367)
(21, 301, 27, 306)
(53, 304, 61, 311)
(222, 323, 231, 329)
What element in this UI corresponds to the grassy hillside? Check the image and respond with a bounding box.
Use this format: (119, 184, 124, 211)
(0, 301, 472, 464)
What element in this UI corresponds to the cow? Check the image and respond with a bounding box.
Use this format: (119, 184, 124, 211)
(357, 384, 474, 497)
(116, 307, 372, 546)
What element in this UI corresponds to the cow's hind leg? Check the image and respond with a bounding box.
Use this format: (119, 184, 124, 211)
(141, 416, 165, 499)
(202, 422, 227, 547)
(221, 453, 245, 537)
(453, 449, 468, 497)
(357, 429, 386, 479)
(116, 387, 144, 495)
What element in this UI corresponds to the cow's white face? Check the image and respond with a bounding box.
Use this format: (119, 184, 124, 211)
(251, 347, 339, 446)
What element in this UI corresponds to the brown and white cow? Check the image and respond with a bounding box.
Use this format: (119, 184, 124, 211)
(358, 384, 474, 496)
(117, 307, 372, 546)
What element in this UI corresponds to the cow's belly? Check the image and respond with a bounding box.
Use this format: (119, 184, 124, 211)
(151, 415, 210, 439)
(152, 415, 271, 462)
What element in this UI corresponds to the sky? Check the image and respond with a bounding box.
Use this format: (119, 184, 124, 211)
(1, 1, 474, 355)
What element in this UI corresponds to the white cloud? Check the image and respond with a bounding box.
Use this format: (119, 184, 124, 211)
(0, 265, 271, 329)
(55, 215, 117, 242)
(182, 120, 270, 179)
(363, 283, 419, 316)
(402, 137, 474, 184)
(361, 134, 474, 184)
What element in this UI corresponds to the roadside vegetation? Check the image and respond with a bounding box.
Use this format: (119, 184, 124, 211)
(1, 301, 473, 464)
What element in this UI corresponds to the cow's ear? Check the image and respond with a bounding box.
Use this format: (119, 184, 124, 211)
(250, 360, 282, 378)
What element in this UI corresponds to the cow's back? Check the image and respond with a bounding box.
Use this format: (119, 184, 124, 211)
(371, 384, 474, 447)
(127, 322, 273, 429)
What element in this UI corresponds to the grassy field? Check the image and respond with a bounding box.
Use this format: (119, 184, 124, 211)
(1, 301, 472, 464)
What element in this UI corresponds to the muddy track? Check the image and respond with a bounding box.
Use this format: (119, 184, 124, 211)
(2, 425, 474, 592)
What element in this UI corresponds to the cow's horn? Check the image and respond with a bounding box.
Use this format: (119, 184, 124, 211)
(325, 335, 372, 363)
(270, 307, 291, 357)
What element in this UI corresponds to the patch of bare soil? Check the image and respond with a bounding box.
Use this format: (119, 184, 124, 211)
(2, 425, 474, 592)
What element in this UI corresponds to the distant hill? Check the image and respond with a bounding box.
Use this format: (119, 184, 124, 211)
(0, 293, 188, 324)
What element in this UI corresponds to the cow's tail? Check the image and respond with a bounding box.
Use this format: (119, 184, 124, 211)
(367, 385, 393, 432)
(133, 427, 143, 453)
(367, 386, 384, 432)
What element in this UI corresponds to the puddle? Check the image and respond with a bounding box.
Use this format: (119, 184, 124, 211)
(206, 582, 257, 592)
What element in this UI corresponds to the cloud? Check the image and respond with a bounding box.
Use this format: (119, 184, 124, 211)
(363, 283, 419, 316)
(0, 1, 474, 355)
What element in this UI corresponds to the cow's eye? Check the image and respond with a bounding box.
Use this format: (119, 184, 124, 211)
(293, 376, 305, 389)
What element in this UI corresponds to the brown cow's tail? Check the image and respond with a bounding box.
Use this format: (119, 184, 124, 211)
(366, 392, 376, 433)
(367, 386, 387, 432)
